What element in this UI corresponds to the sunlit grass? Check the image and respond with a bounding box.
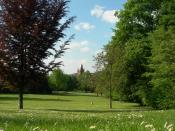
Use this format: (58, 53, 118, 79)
(0, 93, 174, 131)
(0, 93, 143, 110)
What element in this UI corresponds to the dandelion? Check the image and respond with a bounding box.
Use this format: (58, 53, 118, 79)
(89, 125, 96, 129)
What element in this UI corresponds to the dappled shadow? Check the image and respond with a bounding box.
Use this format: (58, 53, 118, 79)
(0, 96, 71, 102)
(44, 108, 153, 113)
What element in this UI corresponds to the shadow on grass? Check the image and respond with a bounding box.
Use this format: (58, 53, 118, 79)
(52, 91, 98, 97)
(44, 108, 153, 113)
(0, 96, 71, 102)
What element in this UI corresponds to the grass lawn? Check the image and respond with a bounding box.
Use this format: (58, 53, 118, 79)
(0, 92, 174, 131)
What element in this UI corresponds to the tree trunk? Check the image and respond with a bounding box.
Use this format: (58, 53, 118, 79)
(109, 64, 112, 109)
(19, 86, 23, 109)
(109, 86, 112, 109)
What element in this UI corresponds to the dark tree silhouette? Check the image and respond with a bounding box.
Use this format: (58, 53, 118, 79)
(0, 0, 74, 109)
(80, 64, 85, 74)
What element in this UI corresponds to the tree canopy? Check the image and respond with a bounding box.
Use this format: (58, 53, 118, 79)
(0, 0, 74, 109)
(94, 0, 175, 109)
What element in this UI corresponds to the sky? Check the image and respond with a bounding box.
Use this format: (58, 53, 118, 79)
(58, 0, 127, 74)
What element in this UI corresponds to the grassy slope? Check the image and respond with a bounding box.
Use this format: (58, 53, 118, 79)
(0, 93, 174, 131)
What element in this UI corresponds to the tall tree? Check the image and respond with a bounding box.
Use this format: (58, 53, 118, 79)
(77, 71, 94, 92)
(48, 68, 69, 91)
(145, 0, 175, 109)
(147, 28, 175, 109)
(105, 44, 116, 109)
(106, 0, 164, 104)
(93, 47, 115, 109)
(0, 0, 74, 109)
(93, 51, 107, 96)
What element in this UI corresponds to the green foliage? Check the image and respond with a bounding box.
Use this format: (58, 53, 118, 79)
(101, 0, 161, 103)
(48, 68, 78, 91)
(93, 71, 106, 96)
(96, 0, 175, 109)
(123, 38, 151, 103)
(77, 71, 95, 92)
(146, 28, 175, 109)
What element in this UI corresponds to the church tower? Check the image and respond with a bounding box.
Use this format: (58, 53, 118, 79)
(77, 64, 85, 75)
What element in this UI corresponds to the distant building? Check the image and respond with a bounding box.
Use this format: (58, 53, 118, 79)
(77, 64, 85, 75)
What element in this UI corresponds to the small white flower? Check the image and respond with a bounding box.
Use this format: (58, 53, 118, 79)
(167, 124, 173, 129)
(164, 122, 174, 131)
(33, 126, 40, 131)
(0, 129, 4, 131)
(128, 115, 131, 119)
(164, 122, 168, 128)
(89, 125, 96, 129)
(151, 128, 156, 131)
(140, 121, 147, 126)
(145, 124, 153, 128)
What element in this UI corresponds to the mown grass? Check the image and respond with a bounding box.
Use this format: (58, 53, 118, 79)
(0, 93, 174, 131)
(0, 92, 144, 110)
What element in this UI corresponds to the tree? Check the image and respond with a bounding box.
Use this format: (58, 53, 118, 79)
(77, 71, 94, 92)
(104, 0, 164, 104)
(93, 48, 115, 109)
(0, 0, 74, 109)
(93, 51, 107, 96)
(105, 44, 116, 109)
(48, 68, 78, 91)
(147, 28, 175, 109)
(145, 0, 175, 109)
(48, 68, 68, 91)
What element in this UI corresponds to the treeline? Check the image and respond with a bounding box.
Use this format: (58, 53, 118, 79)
(48, 68, 96, 93)
(94, 0, 175, 109)
(0, 68, 96, 94)
(0, 75, 51, 94)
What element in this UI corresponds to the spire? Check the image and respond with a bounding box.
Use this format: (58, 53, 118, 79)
(80, 64, 84, 74)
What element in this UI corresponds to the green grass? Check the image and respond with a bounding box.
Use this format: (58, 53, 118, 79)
(0, 92, 174, 131)
(0, 92, 144, 111)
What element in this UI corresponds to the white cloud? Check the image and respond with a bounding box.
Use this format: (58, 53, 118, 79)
(80, 59, 87, 64)
(74, 22, 95, 31)
(69, 41, 88, 49)
(68, 40, 91, 53)
(102, 10, 119, 24)
(80, 47, 91, 53)
(91, 5, 119, 24)
(60, 58, 95, 74)
(91, 5, 104, 18)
